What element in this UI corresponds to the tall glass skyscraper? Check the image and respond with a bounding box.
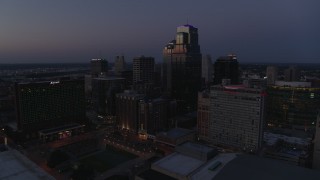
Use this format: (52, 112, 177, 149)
(162, 24, 202, 112)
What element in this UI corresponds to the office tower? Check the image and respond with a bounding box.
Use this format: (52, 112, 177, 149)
(314, 113, 320, 170)
(209, 84, 266, 152)
(133, 56, 155, 96)
(133, 56, 155, 85)
(197, 90, 210, 142)
(284, 66, 301, 82)
(116, 90, 144, 133)
(267, 82, 320, 127)
(163, 24, 202, 111)
(202, 54, 213, 86)
(138, 98, 176, 135)
(266, 66, 278, 85)
(91, 77, 125, 116)
(91, 59, 108, 77)
(15, 80, 86, 137)
(114, 55, 126, 75)
(213, 54, 239, 85)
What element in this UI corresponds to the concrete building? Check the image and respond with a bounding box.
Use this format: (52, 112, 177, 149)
(197, 90, 210, 142)
(213, 54, 239, 85)
(15, 80, 86, 138)
(314, 113, 320, 170)
(114, 55, 126, 75)
(139, 143, 320, 180)
(92, 77, 125, 116)
(91, 59, 108, 77)
(115, 90, 144, 132)
(209, 84, 266, 152)
(266, 66, 278, 85)
(162, 24, 202, 111)
(284, 66, 301, 82)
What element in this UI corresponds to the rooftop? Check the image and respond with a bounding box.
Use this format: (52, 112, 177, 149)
(0, 149, 54, 180)
(213, 154, 320, 180)
(152, 152, 204, 177)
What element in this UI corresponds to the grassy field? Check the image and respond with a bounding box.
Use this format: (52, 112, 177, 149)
(79, 146, 137, 173)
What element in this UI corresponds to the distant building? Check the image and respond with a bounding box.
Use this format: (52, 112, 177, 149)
(284, 66, 301, 82)
(138, 98, 176, 135)
(314, 113, 320, 170)
(243, 78, 267, 89)
(266, 66, 278, 85)
(213, 54, 239, 85)
(115, 90, 144, 132)
(15, 80, 86, 137)
(197, 90, 210, 142)
(202, 54, 213, 86)
(120, 70, 133, 89)
(162, 24, 202, 111)
(91, 59, 108, 77)
(114, 55, 126, 75)
(209, 84, 266, 152)
(267, 82, 320, 127)
(92, 77, 125, 116)
(133, 56, 155, 85)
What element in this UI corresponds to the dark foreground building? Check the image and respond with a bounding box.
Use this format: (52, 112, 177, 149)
(15, 80, 86, 138)
(213, 54, 239, 85)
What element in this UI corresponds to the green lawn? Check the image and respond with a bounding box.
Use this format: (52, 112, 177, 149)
(79, 147, 137, 173)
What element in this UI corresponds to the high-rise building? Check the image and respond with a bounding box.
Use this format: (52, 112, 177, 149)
(213, 54, 239, 85)
(91, 59, 108, 77)
(114, 55, 126, 75)
(314, 113, 320, 170)
(202, 54, 213, 86)
(133, 56, 155, 85)
(163, 24, 202, 111)
(284, 66, 301, 82)
(115, 90, 144, 133)
(209, 84, 266, 152)
(267, 82, 320, 127)
(92, 77, 125, 116)
(15, 80, 86, 136)
(266, 66, 278, 85)
(197, 90, 210, 142)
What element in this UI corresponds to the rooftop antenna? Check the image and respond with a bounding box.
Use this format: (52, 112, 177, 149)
(187, 17, 189, 25)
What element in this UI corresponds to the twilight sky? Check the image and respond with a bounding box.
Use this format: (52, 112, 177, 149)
(0, 0, 319, 63)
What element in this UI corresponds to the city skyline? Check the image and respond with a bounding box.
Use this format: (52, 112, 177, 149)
(0, 0, 319, 63)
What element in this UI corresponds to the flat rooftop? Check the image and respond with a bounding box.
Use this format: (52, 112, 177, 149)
(213, 154, 320, 180)
(0, 149, 54, 180)
(191, 153, 237, 180)
(152, 152, 204, 178)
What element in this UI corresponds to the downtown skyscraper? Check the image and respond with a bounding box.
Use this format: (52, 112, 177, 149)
(162, 24, 202, 112)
